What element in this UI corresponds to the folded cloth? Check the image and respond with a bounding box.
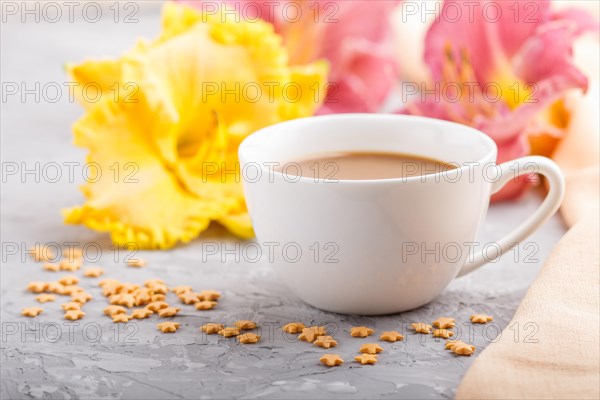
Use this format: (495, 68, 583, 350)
(456, 216, 599, 399)
(456, 49, 600, 399)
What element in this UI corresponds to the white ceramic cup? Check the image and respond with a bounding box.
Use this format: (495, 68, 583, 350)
(239, 114, 565, 315)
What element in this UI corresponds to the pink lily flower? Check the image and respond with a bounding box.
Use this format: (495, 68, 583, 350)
(399, 0, 596, 201)
(179, 0, 401, 114)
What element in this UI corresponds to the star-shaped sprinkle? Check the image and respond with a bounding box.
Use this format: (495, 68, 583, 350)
(410, 322, 432, 334)
(432, 317, 455, 329)
(178, 291, 200, 305)
(201, 323, 225, 334)
(43, 263, 60, 272)
(135, 287, 152, 296)
(58, 275, 79, 286)
(130, 308, 154, 319)
(146, 301, 169, 312)
(452, 343, 475, 356)
(432, 329, 454, 339)
(359, 343, 383, 354)
(35, 294, 56, 303)
(320, 354, 344, 367)
(150, 293, 167, 303)
(445, 340, 476, 356)
(238, 333, 261, 344)
(83, 267, 105, 278)
(101, 283, 122, 297)
(112, 314, 131, 323)
(46, 282, 65, 294)
(282, 322, 306, 333)
(379, 331, 404, 342)
(150, 284, 169, 295)
(314, 335, 338, 348)
(144, 279, 167, 289)
(350, 326, 374, 338)
(22, 307, 43, 317)
(99, 278, 121, 287)
(59, 259, 81, 271)
(127, 259, 146, 268)
(144, 278, 165, 287)
(116, 294, 136, 308)
(150, 293, 167, 302)
(119, 283, 140, 294)
(157, 307, 181, 317)
(234, 320, 257, 330)
(62, 302, 82, 311)
(444, 340, 460, 350)
(198, 290, 221, 301)
(62, 285, 84, 295)
(104, 305, 127, 316)
(171, 286, 193, 295)
(71, 292, 93, 304)
(470, 314, 493, 324)
(354, 354, 378, 365)
(218, 327, 240, 337)
(27, 281, 48, 293)
(157, 322, 180, 333)
(64, 309, 85, 320)
(134, 291, 151, 306)
(194, 301, 217, 310)
(151, 294, 166, 302)
(298, 326, 327, 342)
(109, 294, 122, 304)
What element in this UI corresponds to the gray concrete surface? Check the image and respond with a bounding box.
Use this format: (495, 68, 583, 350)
(1, 3, 566, 399)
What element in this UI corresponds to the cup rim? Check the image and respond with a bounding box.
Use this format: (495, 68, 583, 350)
(238, 113, 498, 184)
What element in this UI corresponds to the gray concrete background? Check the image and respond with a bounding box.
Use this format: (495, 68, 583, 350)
(1, 3, 566, 399)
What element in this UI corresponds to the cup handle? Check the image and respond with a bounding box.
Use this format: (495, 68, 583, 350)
(457, 156, 565, 277)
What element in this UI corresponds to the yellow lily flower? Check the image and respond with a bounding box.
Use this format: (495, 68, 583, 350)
(63, 2, 328, 249)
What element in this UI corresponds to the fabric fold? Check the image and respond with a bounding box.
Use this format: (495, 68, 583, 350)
(456, 216, 599, 399)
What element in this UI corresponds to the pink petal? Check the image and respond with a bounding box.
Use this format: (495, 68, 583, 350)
(514, 24, 588, 90)
(425, 0, 551, 83)
(494, 0, 552, 56)
(317, 0, 401, 55)
(319, 39, 398, 114)
(304, 0, 402, 113)
(551, 7, 600, 35)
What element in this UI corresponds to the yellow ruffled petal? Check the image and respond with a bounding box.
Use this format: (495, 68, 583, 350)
(66, 40, 149, 108)
(160, 1, 204, 39)
(64, 2, 328, 249)
(216, 198, 254, 239)
(218, 213, 254, 240)
(64, 98, 237, 249)
(67, 59, 120, 91)
(283, 61, 330, 119)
